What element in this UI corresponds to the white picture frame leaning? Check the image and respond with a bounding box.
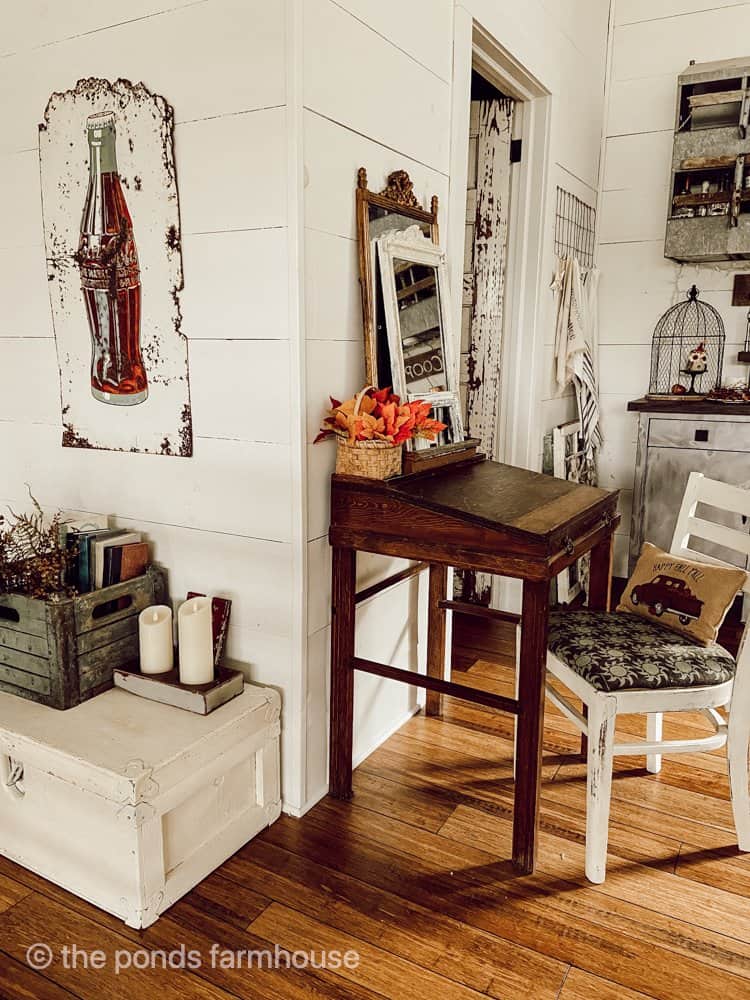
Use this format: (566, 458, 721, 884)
(553, 418, 586, 604)
(376, 226, 465, 451)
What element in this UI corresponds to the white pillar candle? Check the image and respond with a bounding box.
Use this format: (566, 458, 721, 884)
(178, 596, 214, 685)
(138, 605, 174, 675)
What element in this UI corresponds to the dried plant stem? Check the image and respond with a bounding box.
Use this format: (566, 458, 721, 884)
(0, 490, 74, 598)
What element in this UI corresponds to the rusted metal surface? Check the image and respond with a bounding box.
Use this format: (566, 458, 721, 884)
(666, 58, 750, 263)
(464, 98, 513, 456)
(458, 97, 514, 606)
(39, 77, 192, 457)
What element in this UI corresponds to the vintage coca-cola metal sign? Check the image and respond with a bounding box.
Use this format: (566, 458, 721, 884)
(39, 78, 192, 456)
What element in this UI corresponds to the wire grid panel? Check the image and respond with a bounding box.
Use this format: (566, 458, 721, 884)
(554, 187, 596, 268)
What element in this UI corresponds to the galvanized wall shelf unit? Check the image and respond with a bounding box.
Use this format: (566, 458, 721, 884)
(665, 56, 750, 262)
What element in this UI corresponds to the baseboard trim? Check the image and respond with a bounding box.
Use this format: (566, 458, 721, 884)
(283, 703, 422, 818)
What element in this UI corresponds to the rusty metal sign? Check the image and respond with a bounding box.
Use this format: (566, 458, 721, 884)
(39, 77, 192, 456)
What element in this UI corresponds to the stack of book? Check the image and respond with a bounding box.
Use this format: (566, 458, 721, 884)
(63, 521, 150, 593)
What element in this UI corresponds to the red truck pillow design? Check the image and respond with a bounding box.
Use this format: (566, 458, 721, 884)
(630, 574, 704, 626)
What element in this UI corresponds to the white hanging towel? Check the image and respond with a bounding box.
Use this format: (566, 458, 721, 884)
(552, 256, 602, 479)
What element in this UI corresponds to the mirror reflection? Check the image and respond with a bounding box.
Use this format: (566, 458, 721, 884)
(392, 258, 447, 394)
(368, 208, 431, 241)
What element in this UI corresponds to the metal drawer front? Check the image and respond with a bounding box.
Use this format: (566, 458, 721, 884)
(648, 417, 749, 452)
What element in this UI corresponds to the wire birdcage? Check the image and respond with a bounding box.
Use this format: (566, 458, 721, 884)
(648, 285, 725, 397)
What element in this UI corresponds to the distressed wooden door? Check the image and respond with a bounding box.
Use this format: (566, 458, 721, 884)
(459, 96, 515, 604)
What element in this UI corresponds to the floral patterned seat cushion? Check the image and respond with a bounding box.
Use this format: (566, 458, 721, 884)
(547, 611, 736, 693)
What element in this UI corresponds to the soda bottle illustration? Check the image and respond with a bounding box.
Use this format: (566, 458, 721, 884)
(78, 111, 148, 405)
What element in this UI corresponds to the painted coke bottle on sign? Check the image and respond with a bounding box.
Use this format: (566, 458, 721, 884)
(78, 111, 148, 405)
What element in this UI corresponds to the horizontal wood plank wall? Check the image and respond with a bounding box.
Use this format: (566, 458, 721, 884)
(301, 0, 612, 811)
(0, 0, 613, 819)
(0, 1, 301, 799)
(598, 1, 750, 577)
(301, 0, 454, 810)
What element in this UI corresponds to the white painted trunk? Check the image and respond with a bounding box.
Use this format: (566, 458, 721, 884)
(0, 685, 281, 928)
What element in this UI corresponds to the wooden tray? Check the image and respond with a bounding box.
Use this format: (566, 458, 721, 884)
(113, 664, 244, 715)
(402, 438, 481, 475)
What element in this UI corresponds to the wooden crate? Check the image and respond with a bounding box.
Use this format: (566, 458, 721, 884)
(0, 566, 167, 710)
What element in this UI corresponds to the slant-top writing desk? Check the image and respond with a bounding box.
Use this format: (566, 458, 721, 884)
(328, 457, 620, 873)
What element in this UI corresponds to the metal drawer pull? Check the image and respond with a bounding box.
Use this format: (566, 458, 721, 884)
(563, 536, 575, 556)
(1, 755, 25, 799)
(695, 429, 709, 442)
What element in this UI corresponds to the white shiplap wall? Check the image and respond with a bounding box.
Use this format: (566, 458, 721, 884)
(300, 0, 612, 807)
(0, 0, 306, 808)
(598, 0, 750, 577)
(301, 0, 451, 808)
(0, 0, 612, 816)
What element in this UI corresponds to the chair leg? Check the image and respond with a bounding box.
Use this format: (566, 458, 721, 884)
(646, 712, 663, 774)
(585, 695, 617, 884)
(728, 706, 750, 852)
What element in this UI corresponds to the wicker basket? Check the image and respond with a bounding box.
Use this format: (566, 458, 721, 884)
(335, 437, 402, 479)
(334, 387, 403, 479)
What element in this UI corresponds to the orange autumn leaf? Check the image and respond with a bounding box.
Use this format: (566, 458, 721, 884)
(315, 387, 447, 447)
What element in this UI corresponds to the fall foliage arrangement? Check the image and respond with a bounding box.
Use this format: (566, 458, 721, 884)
(315, 387, 447, 446)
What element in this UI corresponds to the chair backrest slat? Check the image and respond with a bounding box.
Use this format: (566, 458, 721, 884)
(670, 473, 750, 748)
(671, 473, 750, 596)
(684, 515, 750, 562)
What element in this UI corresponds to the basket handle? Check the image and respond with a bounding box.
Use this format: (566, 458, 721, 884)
(353, 385, 375, 417)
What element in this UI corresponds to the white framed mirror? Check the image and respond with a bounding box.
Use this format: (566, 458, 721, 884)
(376, 226, 465, 450)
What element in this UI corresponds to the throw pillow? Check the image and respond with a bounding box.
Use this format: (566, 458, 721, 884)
(616, 542, 746, 646)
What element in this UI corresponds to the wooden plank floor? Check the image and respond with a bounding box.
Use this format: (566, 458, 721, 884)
(2, 613, 750, 999)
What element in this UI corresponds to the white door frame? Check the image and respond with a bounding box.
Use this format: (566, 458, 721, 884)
(448, 14, 552, 611)
(479, 24, 552, 470)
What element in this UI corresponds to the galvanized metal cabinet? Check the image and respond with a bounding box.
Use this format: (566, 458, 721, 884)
(629, 401, 750, 573)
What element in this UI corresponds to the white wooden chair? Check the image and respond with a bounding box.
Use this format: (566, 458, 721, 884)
(545, 471, 750, 883)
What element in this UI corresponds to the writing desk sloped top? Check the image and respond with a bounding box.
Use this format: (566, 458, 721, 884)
(330, 459, 620, 581)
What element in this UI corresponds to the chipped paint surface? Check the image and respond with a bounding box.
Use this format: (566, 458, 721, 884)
(39, 78, 193, 457)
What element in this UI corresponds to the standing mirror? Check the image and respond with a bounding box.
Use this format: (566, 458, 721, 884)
(377, 226, 464, 450)
(356, 168, 439, 387)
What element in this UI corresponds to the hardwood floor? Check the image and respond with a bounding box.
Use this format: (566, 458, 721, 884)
(2, 612, 750, 999)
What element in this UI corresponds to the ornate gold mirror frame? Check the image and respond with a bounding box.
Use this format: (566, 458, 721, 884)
(356, 167, 439, 386)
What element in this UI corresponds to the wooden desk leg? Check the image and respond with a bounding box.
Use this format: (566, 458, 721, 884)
(588, 532, 615, 613)
(330, 546, 356, 800)
(426, 564, 448, 717)
(512, 578, 550, 874)
(580, 532, 614, 757)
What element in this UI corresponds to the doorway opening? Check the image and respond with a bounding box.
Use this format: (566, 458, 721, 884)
(448, 25, 551, 611)
(457, 69, 519, 605)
